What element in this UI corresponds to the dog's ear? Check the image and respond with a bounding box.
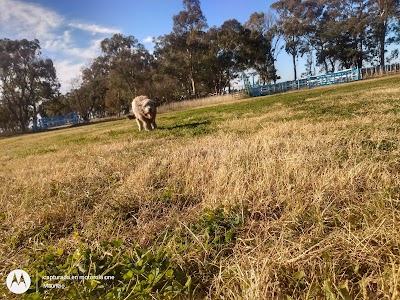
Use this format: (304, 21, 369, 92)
(127, 114, 136, 120)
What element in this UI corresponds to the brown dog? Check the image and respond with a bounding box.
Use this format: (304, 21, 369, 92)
(127, 95, 157, 131)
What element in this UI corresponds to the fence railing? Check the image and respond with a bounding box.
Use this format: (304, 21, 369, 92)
(247, 68, 362, 97)
(34, 112, 81, 130)
(246, 63, 400, 97)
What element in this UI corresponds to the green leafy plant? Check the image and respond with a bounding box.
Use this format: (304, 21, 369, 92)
(193, 207, 241, 248)
(24, 240, 192, 299)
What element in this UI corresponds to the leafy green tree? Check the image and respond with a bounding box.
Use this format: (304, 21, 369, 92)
(105, 71, 131, 115)
(154, 34, 194, 98)
(271, 0, 307, 80)
(369, 0, 400, 66)
(294, 0, 324, 75)
(244, 12, 280, 83)
(345, 0, 371, 68)
(201, 19, 258, 95)
(305, 0, 370, 72)
(308, 1, 330, 72)
(272, 0, 400, 74)
(155, 0, 208, 98)
(67, 66, 107, 122)
(101, 34, 153, 97)
(218, 19, 249, 92)
(201, 26, 227, 95)
(0, 103, 17, 133)
(0, 39, 59, 132)
(81, 58, 108, 118)
(150, 59, 186, 102)
(390, 7, 400, 46)
(67, 78, 92, 122)
(43, 93, 73, 116)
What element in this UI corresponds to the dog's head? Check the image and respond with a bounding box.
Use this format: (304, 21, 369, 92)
(142, 100, 156, 119)
(143, 105, 151, 115)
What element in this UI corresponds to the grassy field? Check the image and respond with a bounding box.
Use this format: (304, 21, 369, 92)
(1, 75, 400, 299)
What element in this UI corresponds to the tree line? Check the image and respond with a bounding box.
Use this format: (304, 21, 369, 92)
(273, 0, 400, 79)
(1, 0, 399, 133)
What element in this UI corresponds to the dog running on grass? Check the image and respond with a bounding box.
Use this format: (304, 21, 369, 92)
(127, 95, 157, 131)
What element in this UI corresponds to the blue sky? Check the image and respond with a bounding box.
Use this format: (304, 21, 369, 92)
(0, 0, 302, 92)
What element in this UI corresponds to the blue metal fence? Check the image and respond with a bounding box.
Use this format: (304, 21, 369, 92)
(34, 112, 81, 130)
(245, 68, 362, 97)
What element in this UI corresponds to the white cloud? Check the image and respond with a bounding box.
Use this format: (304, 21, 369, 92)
(0, 0, 62, 40)
(65, 38, 104, 60)
(44, 31, 72, 52)
(69, 23, 120, 35)
(54, 60, 86, 93)
(0, 0, 120, 93)
(53, 39, 106, 93)
(142, 36, 153, 44)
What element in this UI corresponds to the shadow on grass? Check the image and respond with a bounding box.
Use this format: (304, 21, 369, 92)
(154, 120, 213, 137)
(159, 120, 212, 131)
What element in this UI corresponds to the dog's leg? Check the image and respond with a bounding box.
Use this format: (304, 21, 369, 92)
(152, 120, 157, 130)
(145, 121, 152, 131)
(136, 119, 143, 131)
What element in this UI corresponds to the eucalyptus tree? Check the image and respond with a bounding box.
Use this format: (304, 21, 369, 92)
(154, 33, 194, 98)
(200, 26, 226, 94)
(81, 57, 108, 117)
(305, 0, 343, 72)
(369, 0, 400, 66)
(0, 38, 59, 132)
(244, 12, 280, 83)
(200, 21, 243, 95)
(43, 93, 73, 117)
(271, 0, 307, 80)
(0, 103, 16, 133)
(216, 19, 249, 92)
(67, 78, 95, 122)
(304, 0, 371, 72)
(155, 0, 208, 98)
(105, 71, 131, 115)
(101, 34, 153, 97)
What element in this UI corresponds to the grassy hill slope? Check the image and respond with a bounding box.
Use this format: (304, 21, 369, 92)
(1, 75, 400, 299)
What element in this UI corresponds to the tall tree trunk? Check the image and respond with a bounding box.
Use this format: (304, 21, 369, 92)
(190, 77, 196, 97)
(379, 23, 387, 67)
(323, 59, 329, 74)
(330, 59, 335, 73)
(19, 114, 27, 132)
(188, 48, 196, 97)
(33, 104, 38, 131)
(18, 103, 27, 132)
(292, 53, 297, 80)
(358, 38, 364, 69)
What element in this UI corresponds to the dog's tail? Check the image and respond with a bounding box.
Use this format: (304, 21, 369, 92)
(127, 114, 136, 120)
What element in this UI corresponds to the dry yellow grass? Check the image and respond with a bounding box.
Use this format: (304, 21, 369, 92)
(1, 76, 400, 299)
